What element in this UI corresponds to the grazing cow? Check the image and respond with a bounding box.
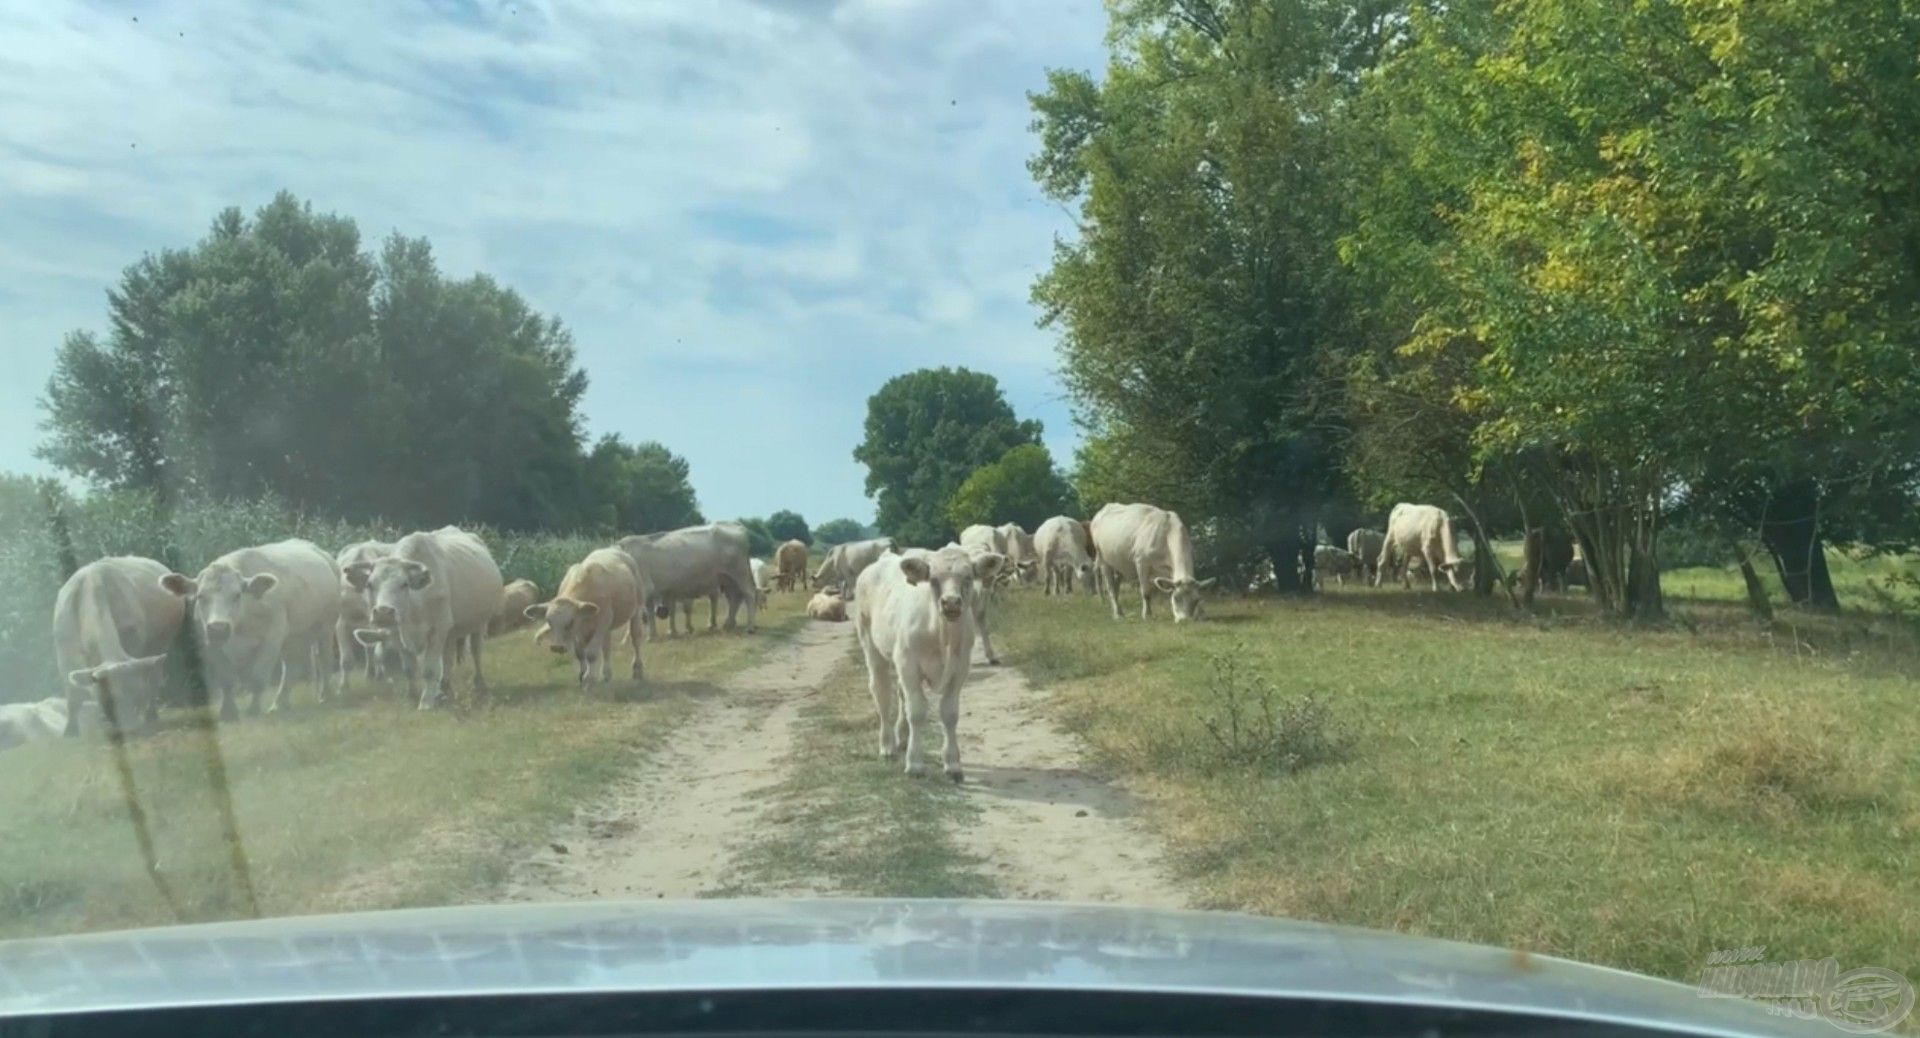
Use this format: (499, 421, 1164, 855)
(774, 539, 809, 592)
(811, 545, 841, 590)
(53, 556, 183, 737)
(335, 541, 396, 687)
(958, 524, 1007, 554)
(489, 579, 541, 637)
(853, 545, 1004, 780)
(1034, 515, 1097, 595)
(345, 526, 504, 710)
(163, 540, 342, 719)
(526, 548, 645, 687)
(807, 589, 849, 622)
(1, 698, 77, 752)
(617, 522, 759, 637)
(1313, 545, 1361, 589)
(1346, 528, 1385, 583)
(997, 523, 1040, 586)
(816, 537, 895, 601)
(1090, 503, 1215, 622)
(1375, 503, 1466, 591)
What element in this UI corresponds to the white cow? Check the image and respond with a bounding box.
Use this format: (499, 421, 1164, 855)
(1090, 503, 1215, 622)
(748, 558, 772, 607)
(997, 522, 1040, 586)
(958, 524, 1007, 554)
(345, 526, 504, 709)
(335, 540, 396, 688)
(162, 540, 342, 718)
(1375, 503, 1466, 591)
(617, 522, 759, 637)
(853, 545, 1004, 781)
(807, 589, 848, 621)
(489, 578, 542, 637)
(1, 698, 79, 752)
(527, 548, 645, 687)
(53, 556, 183, 737)
(1034, 515, 1096, 595)
(1346, 528, 1385, 583)
(817, 537, 895, 601)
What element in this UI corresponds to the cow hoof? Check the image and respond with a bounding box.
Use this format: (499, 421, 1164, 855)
(985, 657, 1000, 666)
(946, 769, 964, 784)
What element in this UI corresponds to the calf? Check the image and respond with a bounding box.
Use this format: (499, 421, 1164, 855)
(489, 579, 542, 637)
(807, 590, 848, 622)
(1034, 515, 1096, 595)
(527, 548, 645, 686)
(1313, 544, 1361, 589)
(853, 545, 1003, 780)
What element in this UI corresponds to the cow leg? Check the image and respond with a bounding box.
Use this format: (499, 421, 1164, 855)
(862, 642, 900, 758)
(713, 590, 727, 632)
(469, 631, 488, 694)
(898, 658, 932, 777)
(741, 569, 759, 634)
(418, 636, 449, 709)
(1102, 566, 1125, 620)
(335, 622, 356, 697)
(937, 677, 964, 781)
(974, 602, 1000, 666)
(628, 613, 646, 681)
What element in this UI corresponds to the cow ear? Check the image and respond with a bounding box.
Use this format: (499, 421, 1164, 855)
(577, 602, 601, 620)
(159, 573, 196, 598)
(343, 562, 374, 589)
(524, 603, 549, 621)
(245, 573, 278, 597)
(899, 556, 931, 585)
(1197, 577, 1217, 589)
(1152, 577, 1176, 592)
(405, 562, 433, 590)
(971, 551, 1005, 581)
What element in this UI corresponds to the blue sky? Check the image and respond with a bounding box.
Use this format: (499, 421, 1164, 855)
(0, 0, 1107, 524)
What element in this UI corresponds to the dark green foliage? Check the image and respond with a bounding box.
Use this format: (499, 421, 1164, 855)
(945, 444, 1075, 532)
(812, 518, 868, 546)
(764, 510, 811, 545)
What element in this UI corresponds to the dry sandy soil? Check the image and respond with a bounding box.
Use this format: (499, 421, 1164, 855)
(508, 610, 1185, 905)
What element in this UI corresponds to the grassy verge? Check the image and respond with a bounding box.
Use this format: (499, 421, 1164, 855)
(994, 586, 1919, 986)
(0, 594, 808, 939)
(711, 656, 991, 898)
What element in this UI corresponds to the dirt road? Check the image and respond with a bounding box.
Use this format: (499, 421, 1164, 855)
(508, 612, 1184, 905)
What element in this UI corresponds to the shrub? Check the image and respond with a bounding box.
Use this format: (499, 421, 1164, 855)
(1194, 652, 1351, 774)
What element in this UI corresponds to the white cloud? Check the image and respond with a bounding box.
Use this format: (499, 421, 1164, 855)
(0, 0, 1106, 522)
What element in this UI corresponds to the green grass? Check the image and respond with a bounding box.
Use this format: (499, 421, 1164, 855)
(0, 593, 809, 939)
(994, 585, 1920, 987)
(711, 656, 991, 899)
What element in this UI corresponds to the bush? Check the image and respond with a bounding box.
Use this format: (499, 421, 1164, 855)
(1195, 652, 1350, 773)
(1660, 522, 1732, 571)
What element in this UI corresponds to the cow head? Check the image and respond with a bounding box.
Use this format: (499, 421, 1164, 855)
(524, 598, 602, 664)
(346, 556, 432, 629)
(901, 548, 1002, 622)
(1152, 576, 1217, 622)
(161, 564, 277, 644)
(67, 654, 169, 735)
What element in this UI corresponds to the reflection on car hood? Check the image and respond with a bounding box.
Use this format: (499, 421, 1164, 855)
(0, 899, 1816, 1035)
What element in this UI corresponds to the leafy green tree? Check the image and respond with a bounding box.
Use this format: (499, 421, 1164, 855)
(764, 510, 811, 545)
(946, 444, 1076, 532)
(39, 192, 593, 531)
(1029, 0, 1392, 591)
(582, 436, 704, 534)
(813, 518, 868, 546)
(853, 368, 1043, 546)
(736, 517, 776, 556)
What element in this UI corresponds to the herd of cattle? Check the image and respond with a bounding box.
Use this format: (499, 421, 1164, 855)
(4, 496, 1544, 762)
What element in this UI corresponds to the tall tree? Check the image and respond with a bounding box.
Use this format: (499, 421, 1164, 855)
(813, 518, 868, 546)
(39, 193, 596, 531)
(853, 368, 1043, 547)
(1030, 0, 1392, 591)
(946, 444, 1076, 532)
(582, 436, 704, 534)
(764, 510, 811, 545)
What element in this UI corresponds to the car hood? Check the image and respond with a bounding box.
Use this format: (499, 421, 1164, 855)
(0, 899, 1819, 1036)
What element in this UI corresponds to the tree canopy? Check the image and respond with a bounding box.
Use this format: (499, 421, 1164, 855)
(764, 510, 811, 545)
(946, 444, 1076, 533)
(853, 367, 1044, 547)
(813, 518, 869, 546)
(38, 193, 708, 534)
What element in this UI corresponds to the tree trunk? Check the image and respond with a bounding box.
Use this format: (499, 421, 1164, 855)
(1737, 555, 1774, 622)
(1266, 524, 1309, 595)
(1759, 483, 1840, 612)
(1625, 539, 1664, 619)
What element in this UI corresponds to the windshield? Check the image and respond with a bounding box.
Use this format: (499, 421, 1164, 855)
(1, 1, 1914, 1032)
